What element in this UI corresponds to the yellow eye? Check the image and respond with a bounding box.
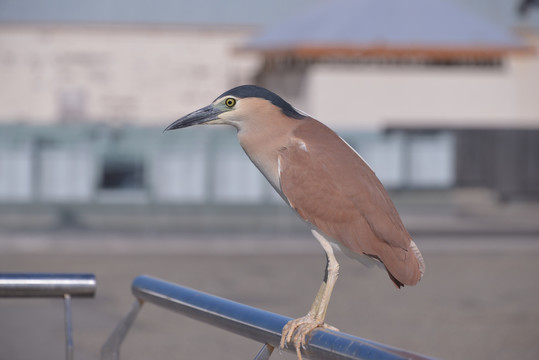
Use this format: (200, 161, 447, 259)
(225, 98, 236, 108)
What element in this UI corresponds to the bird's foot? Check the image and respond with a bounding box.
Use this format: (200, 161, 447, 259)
(280, 315, 339, 360)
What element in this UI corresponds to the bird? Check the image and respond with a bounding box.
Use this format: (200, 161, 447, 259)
(165, 85, 425, 360)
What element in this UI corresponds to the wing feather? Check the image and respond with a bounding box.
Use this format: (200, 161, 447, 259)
(278, 119, 423, 286)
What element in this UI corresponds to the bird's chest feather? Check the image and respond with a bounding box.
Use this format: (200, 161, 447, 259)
(238, 132, 283, 195)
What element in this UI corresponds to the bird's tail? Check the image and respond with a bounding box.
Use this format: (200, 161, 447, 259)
(410, 240, 425, 279)
(384, 239, 425, 288)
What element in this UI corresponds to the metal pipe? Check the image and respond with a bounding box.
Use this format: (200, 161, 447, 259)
(131, 275, 436, 360)
(0, 273, 96, 298)
(64, 294, 74, 360)
(253, 343, 274, 360)
(101, 299, 144, 360)
(0, 273, 96, 360)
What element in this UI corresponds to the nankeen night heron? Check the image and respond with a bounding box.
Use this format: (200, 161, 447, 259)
(165, 85, 425, 359)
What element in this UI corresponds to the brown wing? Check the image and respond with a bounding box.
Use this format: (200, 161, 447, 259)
(278, 119, 423, 287)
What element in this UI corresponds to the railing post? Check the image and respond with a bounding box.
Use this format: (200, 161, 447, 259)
(0, 273, 96, 360)
(100, 299, 144, 360)
(64, 294, 74, 360)
(253, 343, 274, 360)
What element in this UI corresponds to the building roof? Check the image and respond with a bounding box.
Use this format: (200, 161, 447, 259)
(452, 0, 539, 30)
(0, 0, 323, 27)
(245, 0, 529, 59)
(1, 0, 537, 32)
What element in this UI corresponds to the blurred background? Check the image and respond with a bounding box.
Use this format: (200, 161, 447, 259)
(0, 0, 538, 359)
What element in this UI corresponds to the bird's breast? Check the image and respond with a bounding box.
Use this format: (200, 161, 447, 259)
(237, 136, 283, 196)
(237, 123, 297, 198)
(248, 150, 282, 193)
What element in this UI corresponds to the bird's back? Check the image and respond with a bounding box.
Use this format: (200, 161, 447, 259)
(278, 118, 425, 287)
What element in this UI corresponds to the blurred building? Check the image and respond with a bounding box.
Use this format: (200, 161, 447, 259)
(247, 0, 537, 129)
(0, 0, 538, 213)
(0, 0, 290, 124)
(244, 0, 539, 200)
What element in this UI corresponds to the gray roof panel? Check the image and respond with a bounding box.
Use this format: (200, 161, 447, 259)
(246, 0, 526, 52)
(0, 0, 323, 27)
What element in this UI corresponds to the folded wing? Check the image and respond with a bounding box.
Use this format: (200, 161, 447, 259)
(278, 119, 424, 287)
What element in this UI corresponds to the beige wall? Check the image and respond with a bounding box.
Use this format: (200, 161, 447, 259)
(1, 24, 537, 130)
(0, 25, 258, 125)
(510, 31, 539, 122)
(306, 38, 539, 130)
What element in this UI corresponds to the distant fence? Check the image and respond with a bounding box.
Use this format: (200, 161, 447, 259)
(102, 275, 436, 360)
(453, 128, 539, 201)
(3, 124, 535, 210)
(0, 124, 455, 205)
(0, 273, 96, 360)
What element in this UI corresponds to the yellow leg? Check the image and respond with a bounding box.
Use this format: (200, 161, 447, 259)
(280, 230, 340, 360)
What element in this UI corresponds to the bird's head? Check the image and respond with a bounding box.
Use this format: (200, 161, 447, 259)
(164, 85, 306, 132)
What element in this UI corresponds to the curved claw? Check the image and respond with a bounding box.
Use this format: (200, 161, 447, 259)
(280, 316, 339, 360)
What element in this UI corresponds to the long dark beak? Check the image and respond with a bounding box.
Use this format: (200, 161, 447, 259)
(164, 105, 222, 131)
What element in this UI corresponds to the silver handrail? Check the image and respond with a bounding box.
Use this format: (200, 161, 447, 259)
(0, 273, 96, 297)
(0, 273, 97, 360)
(102, 275, 436, 360)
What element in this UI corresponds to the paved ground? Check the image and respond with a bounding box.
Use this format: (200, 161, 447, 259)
(0, 230, 538, 360)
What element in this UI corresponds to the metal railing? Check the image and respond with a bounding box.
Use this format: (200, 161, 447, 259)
(0, 273, 96, 360)
(102, 275, 436, 360)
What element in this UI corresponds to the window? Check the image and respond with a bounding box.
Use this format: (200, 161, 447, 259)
(99, 156, 144, 190)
